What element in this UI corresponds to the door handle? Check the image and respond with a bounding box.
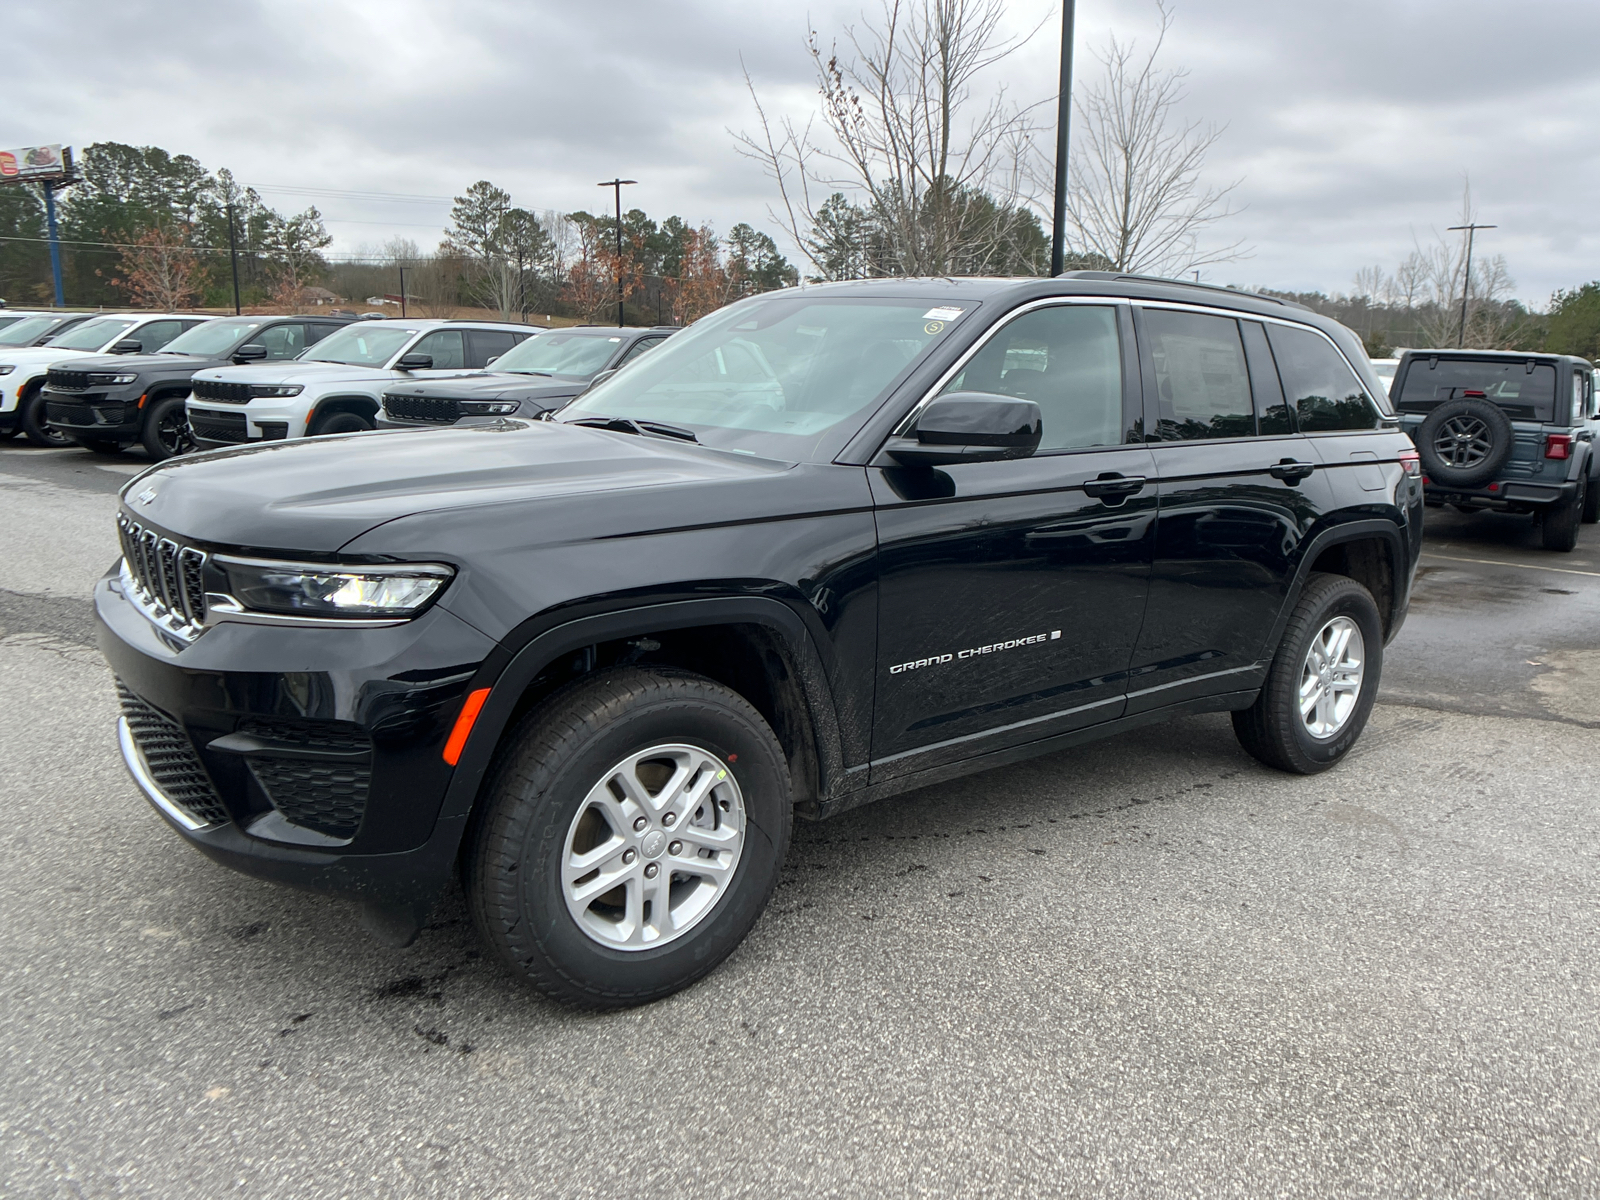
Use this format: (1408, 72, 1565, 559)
(1082, 472, 1148, 499)
(1268, 459, 1316, 484)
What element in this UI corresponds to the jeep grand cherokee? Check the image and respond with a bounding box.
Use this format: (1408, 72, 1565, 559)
(99, 273, 1422, 1008)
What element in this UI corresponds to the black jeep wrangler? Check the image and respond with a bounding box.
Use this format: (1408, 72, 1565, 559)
(98, 274, 1422, 1007)
(44, 314, 354, 460)
(1394, 349, 1598, 551)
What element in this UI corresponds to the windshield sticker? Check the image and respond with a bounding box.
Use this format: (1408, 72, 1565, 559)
(923, 306, 965, 321)
(923, 321, 945, 335)
(889, 630, 1061, 675)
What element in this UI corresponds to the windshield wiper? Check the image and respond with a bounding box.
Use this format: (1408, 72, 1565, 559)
(506, 369, 554, 377)
(569, 416, 698, 443)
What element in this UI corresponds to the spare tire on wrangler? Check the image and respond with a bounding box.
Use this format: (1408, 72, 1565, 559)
(1415, 397, 1514, 487)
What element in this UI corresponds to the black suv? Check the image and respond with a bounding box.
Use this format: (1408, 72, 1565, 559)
(44, 314, 355, 459)
(1393, 349, 1598, 551)
(378, 325, 676, 429)
(98, 274, 1421, 1007)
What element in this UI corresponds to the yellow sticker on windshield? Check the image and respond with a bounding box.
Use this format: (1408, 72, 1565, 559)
(924, 320, 945, 335)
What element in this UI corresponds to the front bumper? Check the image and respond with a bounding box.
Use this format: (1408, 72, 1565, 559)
(43, 386, 144, 439)
(187, 400, 300, 449)
(97, 566, 501, 908)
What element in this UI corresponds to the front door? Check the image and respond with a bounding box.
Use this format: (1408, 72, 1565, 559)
(870, 301, 1157, 781)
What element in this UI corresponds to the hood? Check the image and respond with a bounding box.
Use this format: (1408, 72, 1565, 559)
(384, 371, 586, 404)
(123, 419, 789, 553)
(0, 345, 97, 369)
(59, 351, 220, 375)
(193, 361, 396, 387)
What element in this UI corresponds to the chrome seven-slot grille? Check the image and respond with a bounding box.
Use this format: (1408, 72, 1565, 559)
(384, 393, 460, 423)
(46, 368, 91, 392)
(117, 513, 208, 631)
(192, 379, 253, 404)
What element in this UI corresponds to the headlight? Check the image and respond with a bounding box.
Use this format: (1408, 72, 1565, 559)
(0, 365, 13, 376)
(460, 401, 520, 415)
(215, 556, 453, 618)
(89, 372, 139, 385)
(249, 385, 304, 398)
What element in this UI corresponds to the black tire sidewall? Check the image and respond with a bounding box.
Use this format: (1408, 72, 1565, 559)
(1415, 398, 1513, 487)
(21, 386, 70, 446)
(1279, 581, 1384, 769)
(140, 396, 190, 459)
(476, 674, 790, 1005)
(313, 412, 373, 436)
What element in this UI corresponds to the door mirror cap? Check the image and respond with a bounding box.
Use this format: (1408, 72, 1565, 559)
(232, 343, 268, 362)
(885, 392, 1043, 466)
(396, 352, 434, 370)
(111, 338, 144, 355)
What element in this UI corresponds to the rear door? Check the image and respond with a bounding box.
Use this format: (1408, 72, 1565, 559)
(1127, 307, 1335, 713)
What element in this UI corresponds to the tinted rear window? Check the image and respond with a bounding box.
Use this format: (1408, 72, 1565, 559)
(1396, 358, 1557, 422)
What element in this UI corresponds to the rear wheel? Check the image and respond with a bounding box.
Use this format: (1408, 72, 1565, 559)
(1582, 469, 1600, 525)
(310, 410, 374, 436)
(1233, 573, 1383, 774)
(1542, 477, 1584, 552)
(20, 386, 71, 447)
(140, 396, 193, 460)
(466, 667, 791, 1008)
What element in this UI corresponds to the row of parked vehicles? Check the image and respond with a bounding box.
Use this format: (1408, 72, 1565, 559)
(0, 307, 676, 459)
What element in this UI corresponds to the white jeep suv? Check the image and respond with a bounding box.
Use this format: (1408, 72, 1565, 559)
(3, 312, 210, 446)
(185, 319, 539, 449)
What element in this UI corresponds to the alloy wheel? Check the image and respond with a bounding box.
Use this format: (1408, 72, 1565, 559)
(560, 743, 745, 951)
(1299, 616, 1365, 739)
(158, 408, 193, 456)
(1432, 415, 1492, 469)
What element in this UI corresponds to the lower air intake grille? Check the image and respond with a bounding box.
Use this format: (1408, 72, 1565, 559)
(237, 717, 372, 840)
(116, 681, 229, 826)
(189, 409, 248, 443)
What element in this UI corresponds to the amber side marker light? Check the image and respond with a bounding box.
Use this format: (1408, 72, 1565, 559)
(443, 687, 491, 765)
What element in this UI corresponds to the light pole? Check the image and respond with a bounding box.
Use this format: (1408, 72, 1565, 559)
(1447, 221, 1496, 347)
(597, 178, 636, 327)
(1049, 0, 1076, 277)
(398, 265, 408, 318)
(226, 203, 242, 315)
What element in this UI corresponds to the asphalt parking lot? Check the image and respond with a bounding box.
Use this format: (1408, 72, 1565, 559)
(2, 442, 1598, 1199)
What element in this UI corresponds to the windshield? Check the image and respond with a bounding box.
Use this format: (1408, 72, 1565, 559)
(0, 316, 65, 346)
(162, 317, 265, 357)
(558, 296, 973, 461)
(305, 323, 417, 366)
(492, 332, 621, 377)
(1397, 357, 1557, 422)
(46, 317, 140, 352)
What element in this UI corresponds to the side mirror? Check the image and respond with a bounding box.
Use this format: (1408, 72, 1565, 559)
(577, 367, 617, 398)
(485, 355, 501, 367)
(111, 338, 143, 354)
(884, 392, 1042, 466)
(396, 352, 434, 370)
(232, 343, 268, 362)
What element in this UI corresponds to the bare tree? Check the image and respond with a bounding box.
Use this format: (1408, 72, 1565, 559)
(1406, 181, 1522, 348)
(112, 221, 206, 310)
(1063, 4, 1246, 276)
(736, 0, 1047, 279)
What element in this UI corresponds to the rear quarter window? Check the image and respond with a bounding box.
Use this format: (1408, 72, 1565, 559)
(1265, 324, 1383, 432)
(1395, 357, 1556, 423)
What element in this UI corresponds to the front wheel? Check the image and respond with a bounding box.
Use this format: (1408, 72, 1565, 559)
(466, 667, 792, 1008)
(140, 396, 193, 460)
(310, 410, 374, 436)
(20, 386, 71, 447)
(1233, 572, 1383, 774)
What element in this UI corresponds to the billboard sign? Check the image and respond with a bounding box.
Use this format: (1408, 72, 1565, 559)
(0, 144, 71, 183)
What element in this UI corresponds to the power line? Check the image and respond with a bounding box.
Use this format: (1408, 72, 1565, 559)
(243, 183, 453, 205)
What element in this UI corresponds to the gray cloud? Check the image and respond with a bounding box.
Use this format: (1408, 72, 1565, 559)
(5, 0, 1598, 302)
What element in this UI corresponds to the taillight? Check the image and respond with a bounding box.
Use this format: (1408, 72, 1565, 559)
(1545, 434, 1572, 460)
(1398, 448, 1421, 478)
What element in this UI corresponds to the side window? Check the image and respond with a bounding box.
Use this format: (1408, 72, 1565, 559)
(134, 320, 184, 352)
(1140, 309, 1254, 441)
(305, 323, 340, 346)
(253, 323, 310, 360)
(940, 305, 1123, 452)
(467, 329, 521, 366)
(411, 329, 467, 370)
(616, 336, 665, 367)
(1266, 324, 1380, 432)
(1240, 321, 1293, 434)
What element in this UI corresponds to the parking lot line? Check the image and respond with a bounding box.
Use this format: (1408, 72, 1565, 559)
(1422, 551, 1600, 579)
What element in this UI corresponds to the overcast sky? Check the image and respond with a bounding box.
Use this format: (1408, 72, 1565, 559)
(6, 0, 1598, 305)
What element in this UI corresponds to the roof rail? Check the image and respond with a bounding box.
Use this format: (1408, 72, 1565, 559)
(1057, 270, 1295, 307)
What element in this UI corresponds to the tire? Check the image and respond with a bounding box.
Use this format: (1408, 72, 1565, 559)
(466, 667, 792, 1009)
(20, 385, 71, 447)
(1232, 572, 1383, 775)
(310, 410, 374, 436)
(1542, 477, 1583, 552)
(76, 437, 129, 456)
(1583, 468, 1600, 525)
(1414, 398, 1513, 487)
(140, 396, 193, 460)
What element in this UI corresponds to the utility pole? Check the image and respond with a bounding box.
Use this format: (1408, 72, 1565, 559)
(597, 178, 636, 326)
(1049, 0, 1076, 277)
(1447, 221, 1496, 348)
(226, 203, 242, 315)
(398, 265, 407, 318)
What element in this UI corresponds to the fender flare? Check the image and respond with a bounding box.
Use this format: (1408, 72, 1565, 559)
(307, 392, 381, 431)
(1266, 518, 1412, 652)
(434, 595, 852, 828)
